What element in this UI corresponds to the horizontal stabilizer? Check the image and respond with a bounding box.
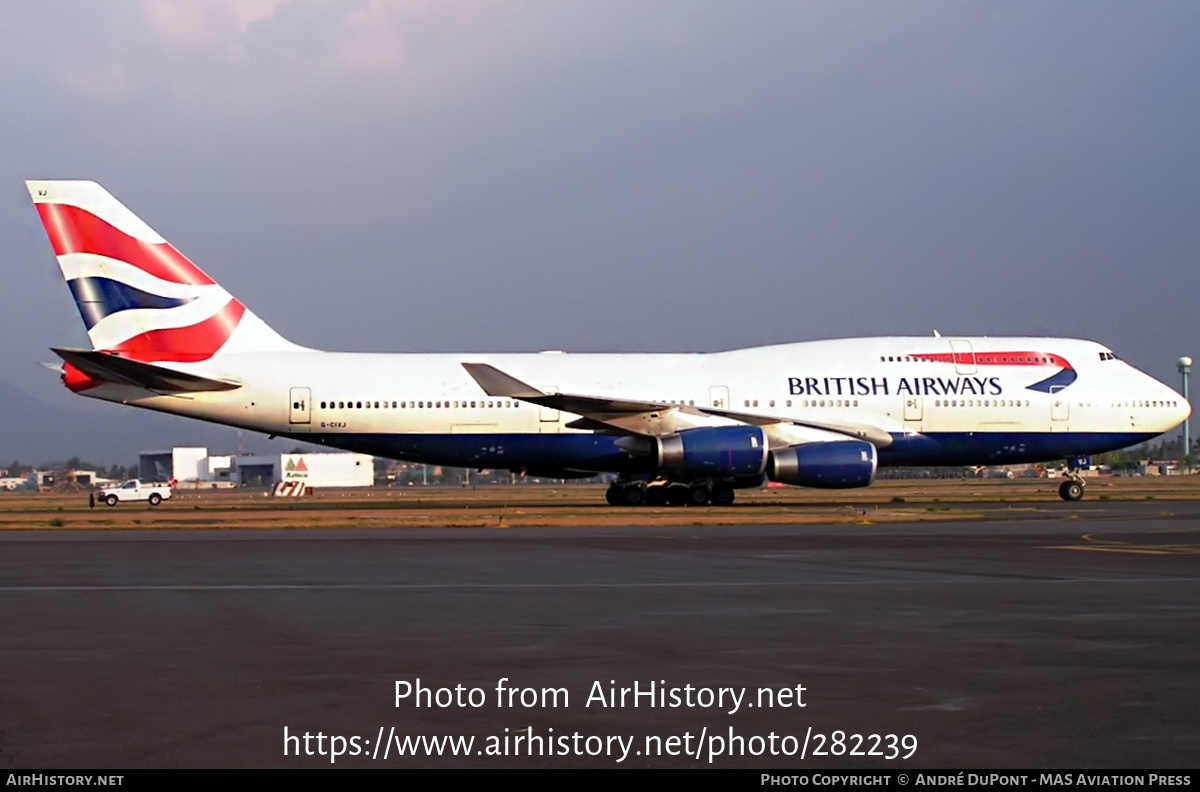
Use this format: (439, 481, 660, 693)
(52, 348, 241, 393)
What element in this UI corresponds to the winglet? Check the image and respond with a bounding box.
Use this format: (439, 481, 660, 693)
(461, 363, 545, 398)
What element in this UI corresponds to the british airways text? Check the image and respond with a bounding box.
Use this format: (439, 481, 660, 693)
(787, 377, 1003, 397)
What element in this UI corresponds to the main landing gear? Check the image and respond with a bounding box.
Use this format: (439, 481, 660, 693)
(605, 480, 737, 507)
(1057, 456, 1089, 502)
(1058, 478, 1085, 502)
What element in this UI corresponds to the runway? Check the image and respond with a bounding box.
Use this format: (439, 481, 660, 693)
(1, 507, 1198, 767)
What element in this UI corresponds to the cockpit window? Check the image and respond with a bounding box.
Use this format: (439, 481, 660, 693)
(1099, 352, 1118, 361)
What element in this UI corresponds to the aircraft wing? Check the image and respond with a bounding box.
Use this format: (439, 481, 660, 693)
(461, 362, 892, 447)
(52, 348, 242, 393)
(699, 404, 893, 447)
(462, 362, 668, 415)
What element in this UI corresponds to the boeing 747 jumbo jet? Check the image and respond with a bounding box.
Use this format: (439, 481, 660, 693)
(27, 180, 1190, 505)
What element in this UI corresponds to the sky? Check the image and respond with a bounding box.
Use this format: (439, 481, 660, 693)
(2, 1, 1199, 465)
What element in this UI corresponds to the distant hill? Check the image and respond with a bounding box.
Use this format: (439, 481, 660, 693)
(0, 379, 321, 468)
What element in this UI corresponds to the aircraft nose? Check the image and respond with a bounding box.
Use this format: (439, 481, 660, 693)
(1161, 381, 1191, 427)
(1176, 391, 1192, 425)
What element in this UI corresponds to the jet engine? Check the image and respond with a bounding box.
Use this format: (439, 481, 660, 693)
(766, 440, 877, 489)
(617, 426, 769, 478)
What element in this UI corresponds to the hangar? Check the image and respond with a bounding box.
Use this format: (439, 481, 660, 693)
(138, 447, 373, 489)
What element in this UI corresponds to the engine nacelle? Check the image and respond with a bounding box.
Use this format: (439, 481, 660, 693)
(767, 440, 877, 489)
(657, 426, 769, 478)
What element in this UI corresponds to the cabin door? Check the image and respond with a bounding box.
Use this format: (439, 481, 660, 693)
(904, 395, 923, 422)
(1051, 386, 1070, 424)
(289, 387, 311, 425)
(950, 340, 977, 374)
(538, 386, 561, 430)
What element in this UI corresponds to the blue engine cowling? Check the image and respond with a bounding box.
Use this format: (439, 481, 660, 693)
(766, 440, 877, 489)
(657, 426, 769, 478)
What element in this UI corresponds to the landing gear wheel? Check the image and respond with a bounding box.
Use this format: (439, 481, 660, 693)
(666, 485, 689, 506)
(687, 486, 710, 506)
(106, 494, 118, 507)
(1058, 480, 1085, 502)
(605, 486, 626, 506)
(645, 486, 668, 506)
(622, 483, 646, 506)
(711, 486, 735, 506)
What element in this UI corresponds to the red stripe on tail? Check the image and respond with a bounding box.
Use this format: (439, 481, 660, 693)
(35, 203, 215, 286)
(109, 299, 246, 363)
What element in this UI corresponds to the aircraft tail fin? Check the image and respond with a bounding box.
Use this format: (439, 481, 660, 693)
(27, 180, 304, 363)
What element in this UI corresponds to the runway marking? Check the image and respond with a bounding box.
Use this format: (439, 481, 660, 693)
(2, 578, 1200, 593)
(1047, 533, 1200, 556)
(1048, 546, 1177, 555)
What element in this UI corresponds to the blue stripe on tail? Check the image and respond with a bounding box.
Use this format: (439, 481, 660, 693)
(67, 277, 195, 329)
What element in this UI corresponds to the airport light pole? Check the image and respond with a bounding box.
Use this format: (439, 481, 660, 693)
(1180, 356, 1192, 467)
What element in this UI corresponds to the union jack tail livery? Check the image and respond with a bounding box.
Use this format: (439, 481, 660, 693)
(27, 180, 299, 363)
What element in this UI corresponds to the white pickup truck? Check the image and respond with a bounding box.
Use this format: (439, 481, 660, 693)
(97, 479, 173, 507)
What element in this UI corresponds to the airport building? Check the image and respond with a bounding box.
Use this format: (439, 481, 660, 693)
(138, 447, 374, 489)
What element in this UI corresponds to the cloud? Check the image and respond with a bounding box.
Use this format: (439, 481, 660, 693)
(139, 0, 287, 61)
(60, 59, 131, 102)
(54, 0, 516, 110)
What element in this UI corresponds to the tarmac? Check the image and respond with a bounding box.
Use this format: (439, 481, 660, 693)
(1, 503, 1198, 768)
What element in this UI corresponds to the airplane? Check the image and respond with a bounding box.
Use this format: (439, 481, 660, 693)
(26, 180, 1191, 505)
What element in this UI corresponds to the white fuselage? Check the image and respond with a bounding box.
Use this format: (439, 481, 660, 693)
(75, 336, 1188, 474)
